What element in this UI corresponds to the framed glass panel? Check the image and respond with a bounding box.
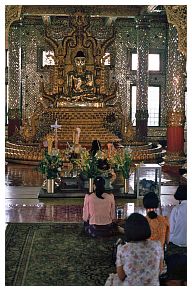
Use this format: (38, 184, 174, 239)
(37, 48, 55, 71)
(131, 85, 136, 126)
(148, 86, 160, 126)
(42, 50, 55, 66)
(148, 54, 160, 71)
(131, 53, 137, 70)
(134, 164, 161, 198)
(131, 53, 160, 71)
(131, 85, 160, 126)
(102, 52, 111, 66)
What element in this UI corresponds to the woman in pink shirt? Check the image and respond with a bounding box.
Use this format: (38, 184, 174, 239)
(83, 176, 116, 237)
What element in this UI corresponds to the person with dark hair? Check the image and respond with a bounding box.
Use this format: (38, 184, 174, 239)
(82, 176, 116, 237)
(105, 213, 163, 286)
(167, 184, 187, 256)
(90, 140, 110, 170)
(143, 192, 170, 249)
(90, 140, 102, 157)
(160, 253, 187, 286)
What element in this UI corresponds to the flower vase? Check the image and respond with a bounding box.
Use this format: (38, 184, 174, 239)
(88, 178, 94, 193)
(124, 178, 129, 194)
(114, 170, 124, 186)
(47, 178, 55, 193)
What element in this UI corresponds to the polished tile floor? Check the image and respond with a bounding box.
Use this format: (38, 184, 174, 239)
(5, 162, 183, 223)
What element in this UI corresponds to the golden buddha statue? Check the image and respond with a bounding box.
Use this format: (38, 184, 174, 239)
(67, 51, 97, 102)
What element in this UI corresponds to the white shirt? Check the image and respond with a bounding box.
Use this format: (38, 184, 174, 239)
(169, 200, 187, 247)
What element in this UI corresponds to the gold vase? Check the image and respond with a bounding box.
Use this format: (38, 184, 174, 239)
(124, 178, 129, 194)
(114, 170, 124, 186)
(47, 178, 55, 193)
(88, 178, 94, 193)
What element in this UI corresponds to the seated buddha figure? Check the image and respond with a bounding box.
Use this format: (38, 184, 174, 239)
(67, 51, 97, 101)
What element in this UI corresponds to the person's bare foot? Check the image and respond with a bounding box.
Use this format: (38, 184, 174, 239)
(117, 226, 125, 234)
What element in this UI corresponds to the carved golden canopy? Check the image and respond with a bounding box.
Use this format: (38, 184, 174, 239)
(5, 5, 187, 57)
(40, 12, 117, 106)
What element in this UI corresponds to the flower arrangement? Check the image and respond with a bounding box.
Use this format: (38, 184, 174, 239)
(39, 152, 63, 179)
(74, 148, 99, 178)
(109, 147, 132, 178)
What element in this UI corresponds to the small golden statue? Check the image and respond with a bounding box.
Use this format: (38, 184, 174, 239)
(21, 122, 34, 143)
(46, 133, 55, 155)
(72, 127, 81, 154)
(123, 119, 135, 143)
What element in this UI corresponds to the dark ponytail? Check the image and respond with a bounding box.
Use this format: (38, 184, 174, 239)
(94, 176, 105, 199)
(147, 211, 158, 219)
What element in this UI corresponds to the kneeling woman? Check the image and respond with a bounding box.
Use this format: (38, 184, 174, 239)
(83, 176, 116, 237)
(105, 213, 163, 286)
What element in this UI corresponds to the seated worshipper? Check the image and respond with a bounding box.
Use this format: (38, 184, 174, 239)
(90, 140, 110, 171)
(105, 213, 164, 286)
(89, 139, 102, 157)
(167, 184, 187, 256)
(83, 176, 116, 238)
(160, 253, 187, 286)
(143, 192, 170, 249)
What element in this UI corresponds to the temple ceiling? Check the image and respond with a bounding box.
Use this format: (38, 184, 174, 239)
(5, 5, 186, 56)
(5, 5, 164, 29)
(10, 5, 148, 18)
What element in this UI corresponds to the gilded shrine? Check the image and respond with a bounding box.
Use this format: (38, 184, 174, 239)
(6, 13, 125, 163)
(5, 6, 186, 164)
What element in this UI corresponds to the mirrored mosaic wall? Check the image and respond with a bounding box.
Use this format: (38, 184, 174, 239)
(8, 15, 168, 135)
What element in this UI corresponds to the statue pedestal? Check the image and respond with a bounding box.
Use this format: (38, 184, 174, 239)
(56, 100, 104, 108)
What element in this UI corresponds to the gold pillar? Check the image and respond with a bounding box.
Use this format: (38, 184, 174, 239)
(164, 5, 187, 57)
(163, 21, 186, 166)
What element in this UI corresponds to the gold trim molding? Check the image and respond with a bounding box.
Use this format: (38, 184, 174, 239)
(20, 5, 146, 17)
(5, 6, 22, 30)
(167, 110, 186, 127)
(164, 5, 187, 57)
(5, 5, 22, 48)
(163, 151, 186, 165)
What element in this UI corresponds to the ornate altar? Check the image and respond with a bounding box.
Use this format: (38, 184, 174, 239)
(15, 12, 123, 148)
(5, 12, 164, 164)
